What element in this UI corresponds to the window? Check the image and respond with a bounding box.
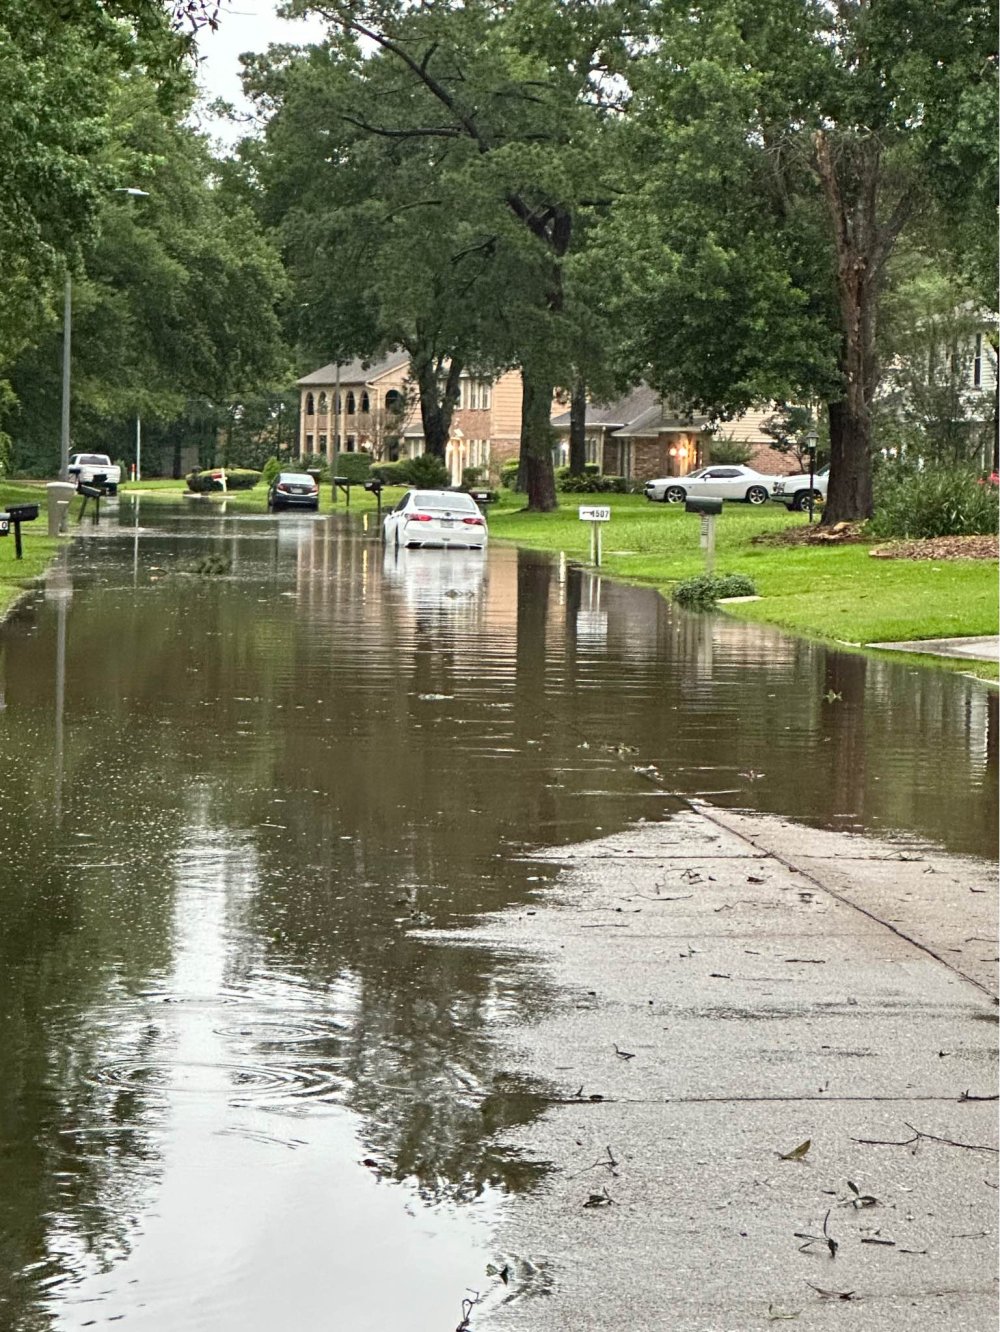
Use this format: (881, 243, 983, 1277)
(466, 438, 491, 468)
(305, 393, 315, 416)
(306, 434, 314, 450)
(360, 391, 370, 413)
(346, 392, 356, 415)
(460, 379, 491, 410)
(974, 334, 983, 388)
(319, 435, 327, 449)
(585, 436, 601, 467)
(346, 435, 356, 451)
(318, 392, 328, 414)
(385, 389, 405, 415)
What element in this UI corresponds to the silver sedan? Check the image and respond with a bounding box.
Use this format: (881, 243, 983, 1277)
(382, 489, 488, 549)
(643, 465, 778, 505)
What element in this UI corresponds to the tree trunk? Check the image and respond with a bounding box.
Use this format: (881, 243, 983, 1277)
(519, 368, 557, 511)
(412, 352, 462, 458)
(812, 131, 890, 526)
(568, 376, 587, 475)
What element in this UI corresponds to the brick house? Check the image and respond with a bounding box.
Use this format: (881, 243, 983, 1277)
(296, 352, 522, 484)
(550, 389, 794, 482)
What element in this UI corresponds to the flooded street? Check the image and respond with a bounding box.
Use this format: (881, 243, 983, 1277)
(0, 501, 995, 1330)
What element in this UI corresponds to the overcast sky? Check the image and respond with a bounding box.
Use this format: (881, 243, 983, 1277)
(193, 0, 328, 146)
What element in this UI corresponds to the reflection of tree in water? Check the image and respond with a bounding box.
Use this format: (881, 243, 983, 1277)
(0, 798, 174, 1325)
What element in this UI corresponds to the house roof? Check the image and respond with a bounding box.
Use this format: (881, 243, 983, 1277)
(297, 349, 409, 388)
(612, 402, 711, 437)
(550, 385, 659, 431)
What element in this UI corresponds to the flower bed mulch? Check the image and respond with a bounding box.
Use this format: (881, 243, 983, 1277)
(752, 521, 868, 548)
(869, 534, 998, 561)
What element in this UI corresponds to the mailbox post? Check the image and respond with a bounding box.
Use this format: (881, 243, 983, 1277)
(578, 504, 611, 566)
(684, 495, 723, 574)
(363, 477, 383, 520)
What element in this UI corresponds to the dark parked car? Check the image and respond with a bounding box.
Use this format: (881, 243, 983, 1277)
(267, 472, 320, 512)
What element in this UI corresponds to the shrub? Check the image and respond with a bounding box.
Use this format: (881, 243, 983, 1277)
(869, 466, 999, 539)
(499, 458, 521, 489)
(706, 437, 753, 465)
(461, 466, 485, 490)
(186, 467, 262, 492)
(406, 452, 450, 488)
(299, 452, 330, 480)
(369, 460, 413, 486)
(334, 452, 371, 483)
(673, 572, 757, 608)
(261, 456, 281, 487)
(556, 469, 627, 493)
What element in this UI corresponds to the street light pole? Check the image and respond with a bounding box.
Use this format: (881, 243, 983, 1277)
(805, 428, 819, 525)
(114, 188, 149, 483)
(60, 275, 72, 480)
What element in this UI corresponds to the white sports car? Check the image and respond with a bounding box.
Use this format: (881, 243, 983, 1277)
(643, 465, 778, 505)
(382, 489, 488, 550)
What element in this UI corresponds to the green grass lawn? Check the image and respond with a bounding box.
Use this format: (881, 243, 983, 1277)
(0, 482, 68, 620)
(486, 491, 998, 680)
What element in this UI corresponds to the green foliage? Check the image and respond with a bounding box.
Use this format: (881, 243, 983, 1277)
(706, 438, 754, 466)
(869, 467, 999, 539)
(673, 573, 758, 608)
(556, 469, 627, 494)
(333, 452, 371, 483)
(298, 453, 329, 480)
(186, 468, 261, 493)
(461, 466, 485, 491)
(499, 458, 522, 490)
(369, 460, 413, 486)
(406, 453, 450, 489)
(261, 456, 281, 487)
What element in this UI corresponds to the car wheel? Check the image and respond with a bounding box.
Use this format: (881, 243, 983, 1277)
(664, 485, 686, 504)
(746, 486, 769, 505)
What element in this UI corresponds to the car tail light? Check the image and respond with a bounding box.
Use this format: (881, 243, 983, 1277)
(406, 512, 433, 522)
(461, 516, 485, 525)
(276, 484, 289, 493)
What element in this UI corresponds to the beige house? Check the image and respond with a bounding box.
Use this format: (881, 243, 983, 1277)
(297, 353, 522, 484)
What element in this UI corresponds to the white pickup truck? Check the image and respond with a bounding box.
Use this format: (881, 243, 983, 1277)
(770, 464, 829, 511)
(67, 453, 121, 495)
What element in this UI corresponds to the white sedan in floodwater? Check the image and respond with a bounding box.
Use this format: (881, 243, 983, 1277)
(382, 489, 488, 550)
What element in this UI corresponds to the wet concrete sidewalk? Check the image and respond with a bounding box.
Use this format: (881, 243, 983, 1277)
(443, 805, 999, 1331)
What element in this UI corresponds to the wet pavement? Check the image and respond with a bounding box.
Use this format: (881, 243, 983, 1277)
(444, 809, 997, 1331)
(0, 500, 995, 1330)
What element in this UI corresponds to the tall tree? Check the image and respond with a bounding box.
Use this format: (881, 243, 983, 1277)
(278, 0, 639, 509)
(614, 0, 996, 523)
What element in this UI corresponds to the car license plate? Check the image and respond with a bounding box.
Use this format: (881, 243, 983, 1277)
(441, 519, 453, 528)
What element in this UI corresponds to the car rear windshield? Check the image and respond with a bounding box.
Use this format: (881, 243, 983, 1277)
(417, 494, 478, 513)
(80, 454, 110, 465)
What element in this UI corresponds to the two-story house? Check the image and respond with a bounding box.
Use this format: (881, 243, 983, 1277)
(296, 353, 523, 484)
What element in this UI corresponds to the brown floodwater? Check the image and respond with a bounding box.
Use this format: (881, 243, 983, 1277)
(0, 500, 995, 1329)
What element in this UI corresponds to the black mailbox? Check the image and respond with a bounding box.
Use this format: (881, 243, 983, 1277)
(363, 479, 383, 494)
(0, 502, 39, 559)
(685, 496, 723, 516)
(469, 489, 497, 505)
(5, 503, 39, 523)
(78, 483, 104, 499)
